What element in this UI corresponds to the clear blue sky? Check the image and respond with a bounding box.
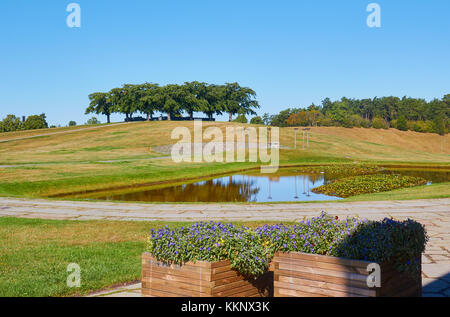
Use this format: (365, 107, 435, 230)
(1, 0, 449, 126)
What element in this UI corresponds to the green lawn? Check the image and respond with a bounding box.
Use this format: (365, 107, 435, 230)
(0, 217, 289, 297)
(344, 182, 450, 201)
(0, 121, 448, 199)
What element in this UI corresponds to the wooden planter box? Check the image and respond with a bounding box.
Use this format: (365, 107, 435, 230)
(142, 253, 273, 297)
(273, 252, 422, 297)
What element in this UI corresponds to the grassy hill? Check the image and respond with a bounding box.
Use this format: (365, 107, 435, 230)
(0, 121, 448, 198)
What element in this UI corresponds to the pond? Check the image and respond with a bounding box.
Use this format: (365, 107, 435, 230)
(76, 167, 449, 203)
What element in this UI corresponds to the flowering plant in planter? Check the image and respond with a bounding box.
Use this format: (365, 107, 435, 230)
(148, 222, 272, 277)
(330, 217, 428, 278)
(147, 212, 428, 279)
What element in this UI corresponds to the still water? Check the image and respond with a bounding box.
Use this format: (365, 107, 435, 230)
(89, 168, 449, 203)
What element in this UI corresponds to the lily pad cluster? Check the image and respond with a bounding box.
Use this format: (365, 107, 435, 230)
(147, 212, 427, 279)
(312, 174, 427, 197)
(295, 164, 381, 177)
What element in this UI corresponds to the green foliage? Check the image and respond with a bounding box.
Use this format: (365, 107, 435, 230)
(397, 115, 408, 131)
(221, 82, 259, 122)
(86, 117, 101, 125)
(266, 95, 448, 134)
(233, 114, 248, 123)
(371, 116, 389, 129)
(250, 116, 264, 125)
(147, 213, 428, 280)
(0, 114, 48, 132)
(312, 174, 428, 198)
(22, 114, 48, 130)
(270, 108, 298, 127)
(295, 164, 381, 177)
(148, 222, 271, 277)
(333, 218, 428, 279)
(262, 113, 272, 125)
(86, 82, 259, 122)
(86, 92, 113, 123)
(68, 121, 77, 126)
(412, 121, 433, 133)
(287, 109, 323, 127)
(317, 117, 335, 126)
(433, 113, 447, 135)
(1, 114, 22, 132)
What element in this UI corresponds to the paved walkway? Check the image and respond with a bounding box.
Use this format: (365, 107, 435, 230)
(1, 197, 448, 297)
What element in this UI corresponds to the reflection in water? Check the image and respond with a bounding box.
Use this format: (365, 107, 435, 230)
(92, 168, 449, 203)
(99, 173, 341, 203)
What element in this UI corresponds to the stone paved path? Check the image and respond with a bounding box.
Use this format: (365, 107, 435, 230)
(1, 197, 448, 297)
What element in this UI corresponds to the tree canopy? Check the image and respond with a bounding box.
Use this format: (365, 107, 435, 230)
(85, 82, 259, 122)
(267, 95, 449, 135)
(0, 114, 48, 132)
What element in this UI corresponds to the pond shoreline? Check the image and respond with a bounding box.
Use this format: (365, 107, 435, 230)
(50, 163, 450, 203)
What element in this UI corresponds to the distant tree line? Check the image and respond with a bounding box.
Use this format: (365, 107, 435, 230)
(0, 114, 48, 132)
(85, 82, 260, 123)
(263, 95, 449, 135)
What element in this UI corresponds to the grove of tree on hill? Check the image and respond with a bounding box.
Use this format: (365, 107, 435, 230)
(266, 95, 449, 135)
(85, 82, 259, 123)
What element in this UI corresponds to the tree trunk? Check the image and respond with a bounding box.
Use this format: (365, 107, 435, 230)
(146, 113, 150, 121)
(168, 113, 171, 121)
(229, 112, 233, 122)
(107, 114, 110, 124)
(125, 113, 129, 121)
(190, 111, 193, 120)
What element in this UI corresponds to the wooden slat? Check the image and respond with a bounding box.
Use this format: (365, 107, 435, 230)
(273, 253, 422, 297)
(143, 253, 218, 268)
(145, 259, 212, 274)
(274, 252, 371, 268)
(142, 287, 186, 297)
(275, 269, 368, 289)
(275, 281, 367, 297)
(231, 288, 263, 297)
(213, 282, 260, 297)
(274, 288, 294, 297)
(142, 253, 273, 297)
(142, 281, 212, 297)
(212, 265, 235, 274)
(211, 269, 242, 281)
(211, 275, 248, 287)
(277, 262, 367, 282)
(273, 256, 369, 275)
(277, 275, 376, 297)
(379, 274, 421, 297)
(211, 279, 250, 293)
(142, 270, 211, 287)
(143, 253, 231, 269)
(142, 276, 213, 295)
(144, 263, 212, 281)
(275, 287, 326, 297)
